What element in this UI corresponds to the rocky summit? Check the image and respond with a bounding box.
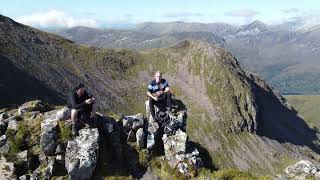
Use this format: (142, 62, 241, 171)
(0, 14, 320, 179)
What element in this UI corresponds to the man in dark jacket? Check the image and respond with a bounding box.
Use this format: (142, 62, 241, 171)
(68, 83, 96, 136)
(147, 71, 173, 120)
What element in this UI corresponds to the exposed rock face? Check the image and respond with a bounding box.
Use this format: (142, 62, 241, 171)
(40, 115, 59, 155)
(0, 114, 8, 135)
(122, 113, 145, 145)
(136, 128, 145, 148)
(162, 130, 187, 166)
(122, 113, 144, 131)
(284, 160, 320, 179)
(0, 13, 319, 176)
(65, 128, 99, 180)
(18, 100, 50, 115)
(147, 116, 159, 149)
(7, 117, 18, 131)
(0, 155, 14, 179)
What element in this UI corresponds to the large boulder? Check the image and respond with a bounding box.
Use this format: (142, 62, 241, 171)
(7, 116, 18, 132)
(56, 107, 70, 120)
(40, 115, 59, 155)
(284, 160, 320, 179)
(122, 113, 144, 131)
(147, 116, 159, 149)
(162, 129, 187, 167)
(18, 100, 51, 115)
(65, 128, 99, 180)
(136, 128, 145, 148)
(162, 129, 202, 176)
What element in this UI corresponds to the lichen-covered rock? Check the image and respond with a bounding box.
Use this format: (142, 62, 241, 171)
(147, 116, 159, 149)
(0, 134, 7, 147)
(18, 100, 50, 115)
(15, 150, 32, 177)
(162, 129, 202, 176)
(162, 129, 187, 167)
(0, 155, 14, 179)
(0, 112, 9, 121)
(0, 136, 10, 154)
(0, 118, 8, 135)
(136, 128, 145, 148)
(285, 160, 320, 179)
(65, 128, 99, 180)
(40, 115, 59, 155)
(7, 117, 18, 131)
(122, 113, 144, 131)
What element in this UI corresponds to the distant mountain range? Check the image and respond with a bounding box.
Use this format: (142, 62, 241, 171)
(53, 20, 320, 95)
(1, 14, 320, 177)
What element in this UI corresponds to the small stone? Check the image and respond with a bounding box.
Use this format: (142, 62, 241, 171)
(147, 133, 155, 149)
(126, 130, 136, 142)
(0, 135, 7, 147)
(0, 139, 10, 154)
(0, 113, 9, 120)
(19, 174, 29, 180)
(56, 107, 70, 120)
(177, 162, 189, 176)
(16, 150, 29, 163)
(55, 144, 65, 155)
(136, 128, 145, 148)
(7, 118, 18, 131)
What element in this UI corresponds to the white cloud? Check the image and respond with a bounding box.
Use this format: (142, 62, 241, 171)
(163, 12, 204, 18)
(224, 9, 259, 18)
(281, 8, 300, 14)
(287, 10, 320, 30)
(16, 10, 98, 28)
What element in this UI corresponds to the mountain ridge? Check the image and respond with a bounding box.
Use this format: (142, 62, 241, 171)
(0, 14, 319, 177)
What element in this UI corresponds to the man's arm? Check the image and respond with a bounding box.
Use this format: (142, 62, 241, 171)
(163, 80, 170, 93)
(147, 83, 158, 100)
(69, 93, 89, 109)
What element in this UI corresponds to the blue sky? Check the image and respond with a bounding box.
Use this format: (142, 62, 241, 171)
(1, 0, 320, 28)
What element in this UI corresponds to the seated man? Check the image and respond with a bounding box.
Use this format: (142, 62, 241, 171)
(147, 71, 173, 120)
(68, 83, 96, 136)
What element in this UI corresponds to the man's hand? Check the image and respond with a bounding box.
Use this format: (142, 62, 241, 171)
(85, 98, 94, 104)
(153, 96, 158, 101)
(156, 90, 163, 96)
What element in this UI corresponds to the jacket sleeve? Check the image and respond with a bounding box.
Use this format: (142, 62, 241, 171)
(148, 82, 153, 93)
(69, 93, 87, 109)
(163, 80, 170, 88)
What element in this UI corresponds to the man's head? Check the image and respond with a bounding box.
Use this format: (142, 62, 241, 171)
(75, 83, 85, 96)
(154, 71, 162, 83)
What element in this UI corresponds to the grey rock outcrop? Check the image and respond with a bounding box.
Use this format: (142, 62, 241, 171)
(65, 128, 99, 180)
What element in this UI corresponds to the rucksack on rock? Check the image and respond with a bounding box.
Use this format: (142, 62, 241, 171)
(164, 119, 180, 135)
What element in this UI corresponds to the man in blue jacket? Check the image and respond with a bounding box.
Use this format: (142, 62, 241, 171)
(147, 71, 173, 119)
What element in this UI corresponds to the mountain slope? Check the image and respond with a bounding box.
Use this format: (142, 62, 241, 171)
(54, 21, 320, 94)
(55, 26, 226, 49)
(0, 14, 319, 175)
(134, 21, 238, 36)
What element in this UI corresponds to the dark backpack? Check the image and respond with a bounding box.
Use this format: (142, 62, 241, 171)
(155, 111, 170, 126)
(164, 120, 180, 135)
